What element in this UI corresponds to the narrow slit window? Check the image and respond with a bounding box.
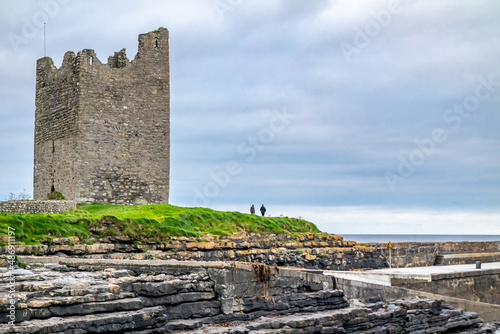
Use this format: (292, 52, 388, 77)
(155, 38, 159, 48)
(89, 56, 93, 65)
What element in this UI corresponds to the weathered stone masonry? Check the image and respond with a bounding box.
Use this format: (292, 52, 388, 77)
(34, 28, 170, 205)
(0, 200, 76, 214)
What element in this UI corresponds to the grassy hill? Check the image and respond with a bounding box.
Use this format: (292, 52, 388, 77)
(0, 204, 320, 245)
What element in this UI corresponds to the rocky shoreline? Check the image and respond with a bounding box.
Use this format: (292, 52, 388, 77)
(0, 259, 497, 333)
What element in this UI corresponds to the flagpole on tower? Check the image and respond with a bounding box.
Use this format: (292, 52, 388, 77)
(44, 22, 46, 57)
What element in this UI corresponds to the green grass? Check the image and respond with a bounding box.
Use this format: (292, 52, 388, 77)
(0, 204, 320, 245)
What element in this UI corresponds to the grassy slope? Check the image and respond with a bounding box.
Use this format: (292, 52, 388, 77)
(0, 204, 320, 245)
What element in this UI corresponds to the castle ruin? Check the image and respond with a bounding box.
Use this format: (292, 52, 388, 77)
(33, 28, 170, 204)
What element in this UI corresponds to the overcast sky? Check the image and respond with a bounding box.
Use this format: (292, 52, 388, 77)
(0, 0, 499, 235)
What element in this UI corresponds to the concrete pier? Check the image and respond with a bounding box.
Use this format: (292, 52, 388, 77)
(327, 262, 500, 322)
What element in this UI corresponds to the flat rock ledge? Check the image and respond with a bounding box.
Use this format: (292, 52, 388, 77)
(0, 259, 495, 333)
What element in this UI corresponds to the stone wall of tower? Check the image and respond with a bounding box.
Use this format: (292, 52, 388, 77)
(34, 51, 80, 201)
(33, 28, 170, 204)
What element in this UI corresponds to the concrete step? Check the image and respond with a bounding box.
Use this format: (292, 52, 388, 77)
(434, 252, 500, 266)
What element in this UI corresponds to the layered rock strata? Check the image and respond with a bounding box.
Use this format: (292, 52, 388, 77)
(0, 259, 493, 333)
(0, 234, 387, 271)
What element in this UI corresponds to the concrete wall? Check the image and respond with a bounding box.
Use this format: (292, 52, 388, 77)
(372, 241, 500, 267)
(391, 269, 500, 305)
(0, 200, 76, 214)
(34, 28, 170, 205)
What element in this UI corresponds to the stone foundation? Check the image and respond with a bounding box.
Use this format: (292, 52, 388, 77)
(373, 241, 500, 268)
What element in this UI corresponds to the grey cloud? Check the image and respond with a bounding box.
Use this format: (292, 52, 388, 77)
(0, 1, 499, 233)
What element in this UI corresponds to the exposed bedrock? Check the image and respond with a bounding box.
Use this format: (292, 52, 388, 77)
(0, 259, 494, 333)
(0, 233, 388, 271)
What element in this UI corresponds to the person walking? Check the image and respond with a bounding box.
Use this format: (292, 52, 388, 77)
(250, 204, 255, 214)
(260, 204, 266, 217)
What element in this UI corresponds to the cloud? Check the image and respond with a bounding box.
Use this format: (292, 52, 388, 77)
(0, 1, 499, 235)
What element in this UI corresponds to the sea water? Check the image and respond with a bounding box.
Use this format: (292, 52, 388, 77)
(341, 234, 500, 243)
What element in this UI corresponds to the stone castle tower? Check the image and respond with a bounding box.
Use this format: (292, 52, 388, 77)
(33, 28, 170, 204)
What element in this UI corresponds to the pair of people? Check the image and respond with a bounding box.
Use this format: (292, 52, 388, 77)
(250, 204, 266, 216)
